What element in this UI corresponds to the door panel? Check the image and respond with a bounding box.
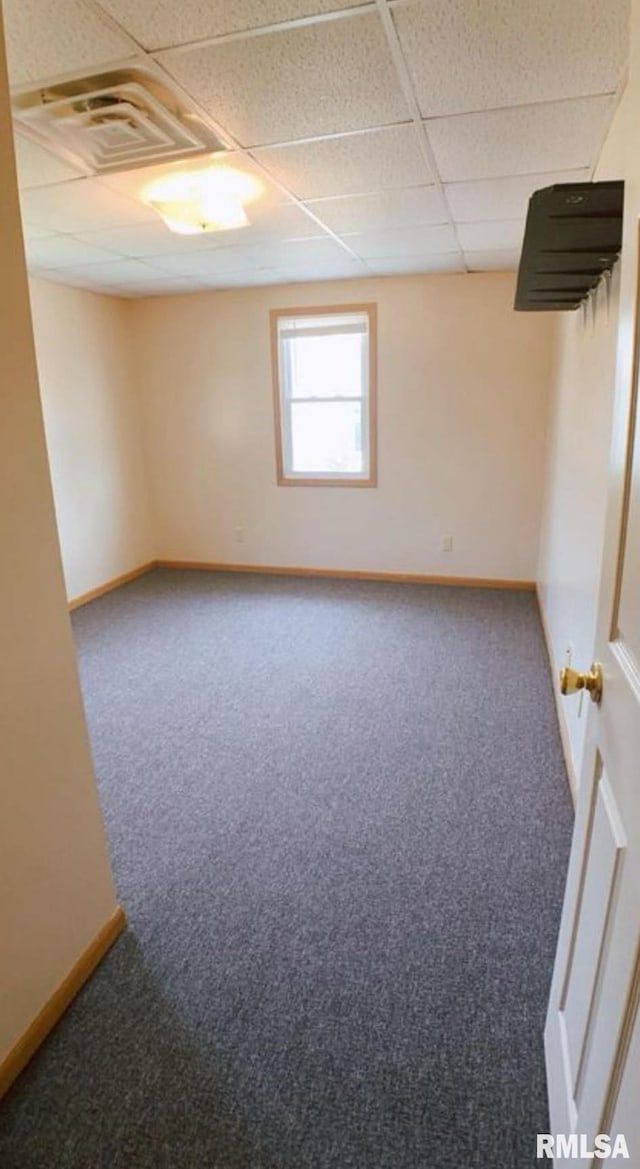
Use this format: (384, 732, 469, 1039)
(561, 771, 626, 1105)
(608, 978, 640, 1155)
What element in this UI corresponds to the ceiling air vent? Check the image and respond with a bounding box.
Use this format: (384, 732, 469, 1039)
(514, 181, 624, 311)
(12, 67, 226, 175)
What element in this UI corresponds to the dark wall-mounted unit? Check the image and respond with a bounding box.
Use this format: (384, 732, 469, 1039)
(514, 180, 624, 311)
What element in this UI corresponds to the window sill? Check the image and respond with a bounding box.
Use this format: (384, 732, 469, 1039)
(277, 474, 377, 488)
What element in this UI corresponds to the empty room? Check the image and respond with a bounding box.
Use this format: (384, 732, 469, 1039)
(1, 0, 639, 1166)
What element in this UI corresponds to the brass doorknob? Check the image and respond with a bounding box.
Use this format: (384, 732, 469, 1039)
(559, 662, 603, 705)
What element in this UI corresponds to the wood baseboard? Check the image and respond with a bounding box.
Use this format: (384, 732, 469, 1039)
(0, 905, 126, 1100)
(156, 560, 535, 590)
(535, 583, 578, 805)
(68, 562, 157, 611)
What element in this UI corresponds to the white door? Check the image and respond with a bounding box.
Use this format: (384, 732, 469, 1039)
(544, 228, 640, 1161)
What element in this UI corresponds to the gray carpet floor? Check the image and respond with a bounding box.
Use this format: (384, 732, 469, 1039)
(0, 569, 573, 1168)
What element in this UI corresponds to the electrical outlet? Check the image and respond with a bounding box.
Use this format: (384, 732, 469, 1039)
(441, 534, 453, 553)
(234, 526, 244, 544)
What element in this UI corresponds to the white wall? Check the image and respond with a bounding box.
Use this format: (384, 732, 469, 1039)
(537, 0, 637, 793)
(0, 17, 117, 1069)
(131, 271, 554, 582)
(29, 278, 154, 601)
(538, 276, 619, 786)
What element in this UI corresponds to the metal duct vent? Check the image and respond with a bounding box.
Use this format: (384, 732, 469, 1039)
(12, 67, 225, 175)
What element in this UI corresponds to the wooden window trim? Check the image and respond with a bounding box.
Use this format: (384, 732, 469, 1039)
(270, 302, 378, 488)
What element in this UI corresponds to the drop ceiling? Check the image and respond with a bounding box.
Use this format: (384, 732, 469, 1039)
(4, 0, 630, 297)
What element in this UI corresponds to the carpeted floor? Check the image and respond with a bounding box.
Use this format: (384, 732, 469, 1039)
(0, 569, 573, 1168)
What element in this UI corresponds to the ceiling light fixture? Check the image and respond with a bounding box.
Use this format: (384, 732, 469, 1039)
(143, 163, 263, 235)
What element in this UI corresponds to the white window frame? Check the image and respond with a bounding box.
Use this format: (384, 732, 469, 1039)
(270, 303, 377, 487)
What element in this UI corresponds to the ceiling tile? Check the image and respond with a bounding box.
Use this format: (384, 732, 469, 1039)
(456, 220, 524, 252)
(75, 202, 325, 260)
(115, 278, 204, 296)
(32, 259, 169, 292)
(235, 236, 353, 268)
(52, 259, 169, 284)
(141, 248, 262, 277)
(25, 235, 120, 268)
(13, 133, 83, 188)
(135, 241, 365, 286)
(393, 0, 629, 118)
(305, 185, 448, 233)
(99, 0, 364, 49)
(73, 222, 222, 259)
(464, 249, 520, 272)
(211, 201, 328, 246)
(426, 95, 617, 182)
(3, 0, 135, 89)
(29, 268, 100, 288)
(21, 222, 57, 241)
(255, 125, 431, 200)
(366, 253, 465, 275)
(446, 169, 591, 222)
(265, 260, 370, 283)
(199, 270, 285, 288)
(342, 223, 458, 259)
(20, 179, 157, 233)
(159, 14, 408, 147)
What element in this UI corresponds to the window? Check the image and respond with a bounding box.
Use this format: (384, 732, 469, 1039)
(271, 304, 377, 486)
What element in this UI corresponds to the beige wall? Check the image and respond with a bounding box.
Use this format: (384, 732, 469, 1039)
(0, 16, 117, 1068)
(29, 278, 154, 601)
(131, 271, 554, 581)
(537, 0, 636, 793)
